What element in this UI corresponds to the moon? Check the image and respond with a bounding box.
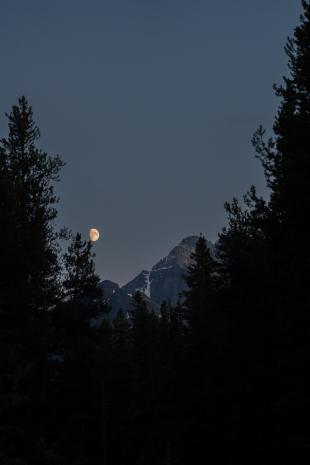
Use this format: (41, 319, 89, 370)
(89, 228, 100, 242)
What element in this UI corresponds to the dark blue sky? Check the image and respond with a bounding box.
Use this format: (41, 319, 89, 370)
(0, 0, 301, 284)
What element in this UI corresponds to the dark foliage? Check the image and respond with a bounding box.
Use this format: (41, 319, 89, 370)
(1, 2, 310, 463)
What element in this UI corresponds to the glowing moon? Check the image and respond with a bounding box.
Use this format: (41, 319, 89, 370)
(89, 228, 100, 242)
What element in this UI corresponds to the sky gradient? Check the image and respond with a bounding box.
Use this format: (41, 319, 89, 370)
(0, 0, 301, 284)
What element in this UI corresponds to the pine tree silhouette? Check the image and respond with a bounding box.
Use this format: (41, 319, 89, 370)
(0, 96, 64, 320)
(63, 232, 102, 310)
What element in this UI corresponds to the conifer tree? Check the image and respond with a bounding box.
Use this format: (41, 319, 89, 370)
(130, 291, 158, 365)
(219, 0, 310, 306)
(129, 292, 159, 462)
(0, 97, 65, 464)
(257, 2, 310, 458)
(216, 3, 310, 460)
(181, 237, 222, 462)
(184, 236, 216, 335)
(0, 96, 64, 319)
(50, 233, 104, 463)
(112, 309, 131, 352)
(62, 232, 102, 314)
(251, 1, 310, 301)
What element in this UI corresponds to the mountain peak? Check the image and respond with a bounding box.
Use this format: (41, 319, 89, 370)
(99, 235, 215, 313)
(179, 235, 200, 248)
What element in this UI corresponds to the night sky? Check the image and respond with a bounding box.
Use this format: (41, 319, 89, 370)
(0, 0, 300, 285)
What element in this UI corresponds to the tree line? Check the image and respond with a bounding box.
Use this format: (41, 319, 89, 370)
(1, 2, 310, 463)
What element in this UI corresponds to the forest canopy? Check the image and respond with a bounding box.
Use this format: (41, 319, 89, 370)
(1, 2, 310, 464)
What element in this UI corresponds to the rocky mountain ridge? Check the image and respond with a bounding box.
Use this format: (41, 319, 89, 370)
(99, 236, 215, 319)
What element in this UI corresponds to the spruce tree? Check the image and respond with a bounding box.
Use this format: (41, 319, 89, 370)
(252, 1, 310, 298)
(0, 96, 64, 319)
(112, 309, 131, 353)
(216, 3, 310, 460)
(0, 97, 64, 464)
(129, 292, 159, 463)
(107, 310, 133, 464)
(63, 232, 102, 311)
(184, 236, 216, 335)
(51, 233, 104, 462)
(130, 291, 158, 369)
(256, 2, 310, 457)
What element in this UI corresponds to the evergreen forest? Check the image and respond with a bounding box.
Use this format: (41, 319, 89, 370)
(1, 2, 310, 464)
